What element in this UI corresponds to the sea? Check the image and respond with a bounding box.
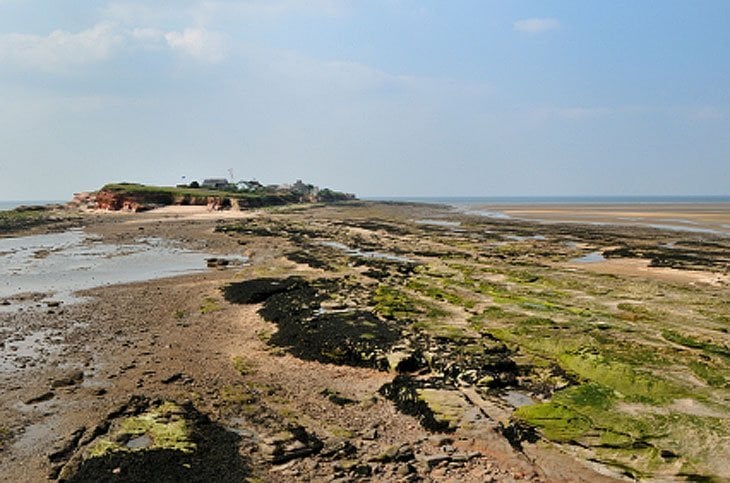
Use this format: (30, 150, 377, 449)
(363, 195, 730, 205)
(0, 200, 66, 211)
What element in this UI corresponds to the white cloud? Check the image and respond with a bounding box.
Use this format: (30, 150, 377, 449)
(0, 22, 124, 70)
(130, 27, 164, 42)
(164, 28, 227, 63)
(514, 17, 560, 34)
(0, 22, 229, 70)
(131, 26, 228, 62)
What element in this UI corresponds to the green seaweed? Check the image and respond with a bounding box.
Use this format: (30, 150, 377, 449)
(663, 330, 730, 359)
(232, 356, 256, 376)
(88, 402, 196, 458)
(372, 285, 419, 320)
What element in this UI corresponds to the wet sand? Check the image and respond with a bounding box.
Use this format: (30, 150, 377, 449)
(467, 202, 730, 236)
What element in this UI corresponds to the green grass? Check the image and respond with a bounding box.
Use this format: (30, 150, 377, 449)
(104, 183, 220, 197)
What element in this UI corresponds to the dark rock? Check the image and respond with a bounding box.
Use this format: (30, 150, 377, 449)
(222, 277, 301, 304)
(353, 463, 372, 477)
(48, 427, 86, 463)
(395, 444, 415, 462)
(375, 443, 416, 463)
(320, 388, 357, 406)
(378, 375, 453, 433)
(450, 453, 469, 462)
(161, 372, 185, 384)
(501, 421, 539, 450)
(51, 370, 84, 388)
(57, 397, 252, 482)
(661, 449, 679, 460)
(232, 277, 399, 369)
(321, 439, 357, 459)
(260, 426, 323, 464)
(24, 391, 55, 404)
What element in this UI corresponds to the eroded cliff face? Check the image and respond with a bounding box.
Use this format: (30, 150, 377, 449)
(75, 185, 355, 212)
(88, 190, 229, 212)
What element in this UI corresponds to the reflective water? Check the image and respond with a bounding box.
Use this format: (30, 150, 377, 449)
(571, 251, 606, 263)
(0, 229, 247, 309)
(502, 390, 535, 408)
(505, 234, 547, 241)
(415, 219, 461, 227)
(319, 241, 413, 263)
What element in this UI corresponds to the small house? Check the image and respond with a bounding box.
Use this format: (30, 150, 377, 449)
(201, 178, 230, 189)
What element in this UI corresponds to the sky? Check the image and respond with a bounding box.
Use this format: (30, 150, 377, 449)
(1, 0, 729, 200)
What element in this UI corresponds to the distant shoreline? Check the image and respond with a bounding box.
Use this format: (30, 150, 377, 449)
(363, 195, 730, 205)
(0, 200, 66, 211)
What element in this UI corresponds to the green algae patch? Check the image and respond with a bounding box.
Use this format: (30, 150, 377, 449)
(514, 401, 592, 442)
(514, 383, 614, 442)
(232, 356, 256, 376)
(199, 296, 224, 314)
(372, 285, 419, 320)
(662, 330, 730, 359)
(58, 397, 252, 482)
(416, 389, 470, 431)
(407, 277, 478, 309)
(89, 402, 195, 458)
(558, 352, 686, 403)
(514, 382, 730, 479)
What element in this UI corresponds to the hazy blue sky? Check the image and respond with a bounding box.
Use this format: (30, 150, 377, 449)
(1, 1, 729, 200)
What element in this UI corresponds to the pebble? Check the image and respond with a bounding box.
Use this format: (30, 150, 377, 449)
(396, 463, 415, 476)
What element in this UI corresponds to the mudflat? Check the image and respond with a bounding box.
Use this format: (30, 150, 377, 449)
(0, 202, 728, 482)
(476, 202, 730, 235)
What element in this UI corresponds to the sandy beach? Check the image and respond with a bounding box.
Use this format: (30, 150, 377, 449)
(468, 202, 730, 236)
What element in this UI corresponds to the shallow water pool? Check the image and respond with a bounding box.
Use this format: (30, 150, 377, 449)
(0, 229, 246, 309)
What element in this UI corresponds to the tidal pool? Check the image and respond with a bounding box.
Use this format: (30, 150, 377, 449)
(571, 251, 606, 263)
(414, 219, 461, 227)
(319, 240, 413, 263)
(0, 229, 247, 309)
